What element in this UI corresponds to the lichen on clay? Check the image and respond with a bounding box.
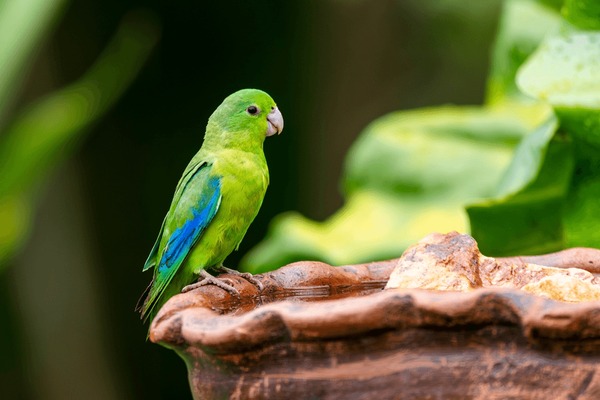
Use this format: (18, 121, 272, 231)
(385, 232, 600, 303)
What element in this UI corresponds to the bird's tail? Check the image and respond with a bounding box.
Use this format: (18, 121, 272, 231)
(135, 277, 154, 321)
(135, 269, 194, 338)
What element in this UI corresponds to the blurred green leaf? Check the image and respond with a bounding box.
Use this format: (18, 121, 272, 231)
(562, 0, 600, 30)
(0, 11, 160, 267)
(559, 110, 600, 251)
(467, 118, 574, 255)
(523, 6, 600, 249)
(243, 105, 548, 272)
(245, 0, 600, 271)
(485, 0, 561, 105)
(563, 175, 600, 248)
(517, 32, 600, 110)
(0, 193, 32, 265)
(0, 0, 67, 127)
(470, 14, 600, 256)
(517, 30, 600, 154)
(519, 28, 600, 250)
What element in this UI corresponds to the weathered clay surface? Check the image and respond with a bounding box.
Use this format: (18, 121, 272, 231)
(150, 233, 600, 400)
(386, 232, 600, 302)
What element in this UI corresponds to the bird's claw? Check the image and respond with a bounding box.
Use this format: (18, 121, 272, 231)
(181, 270, 240, 296)
(218, 266, 264, 291)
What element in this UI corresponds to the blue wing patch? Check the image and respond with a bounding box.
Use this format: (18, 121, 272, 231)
(159, 177, 220, 273)
(140, 163, 221, 320)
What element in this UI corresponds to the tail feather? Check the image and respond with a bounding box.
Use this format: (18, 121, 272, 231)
(137, 267, 197, 330)
(135, 277, 154, 321)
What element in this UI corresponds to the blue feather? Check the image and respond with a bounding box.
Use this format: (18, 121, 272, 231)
(159, 177, 220, 273)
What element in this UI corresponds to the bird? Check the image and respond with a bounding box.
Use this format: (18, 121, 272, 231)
(137, 88, 283, 323)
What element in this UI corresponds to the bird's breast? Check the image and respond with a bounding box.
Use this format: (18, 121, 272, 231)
(183, 150, 270, 270)
(212, 150, 269, 230)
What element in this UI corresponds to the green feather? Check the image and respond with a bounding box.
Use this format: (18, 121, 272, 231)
(142, 215, 165, 272)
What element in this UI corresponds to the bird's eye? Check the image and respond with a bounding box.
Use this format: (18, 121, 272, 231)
(246, 105, 259, 115)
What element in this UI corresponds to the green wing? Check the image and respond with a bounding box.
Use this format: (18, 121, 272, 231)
(139, 161, 221, 320)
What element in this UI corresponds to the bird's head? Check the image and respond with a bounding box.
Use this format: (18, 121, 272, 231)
(205, 88, 283, 151)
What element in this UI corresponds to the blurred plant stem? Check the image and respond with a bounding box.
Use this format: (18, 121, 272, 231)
(0, 10, 160, 269)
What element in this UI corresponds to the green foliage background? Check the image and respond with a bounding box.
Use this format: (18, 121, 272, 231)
(243, 0, 600, 272)
(3, 0, 598, 399)
(0, 6, 158, 267)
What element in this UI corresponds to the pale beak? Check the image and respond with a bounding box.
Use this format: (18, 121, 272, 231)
(266, 107, 284, 136)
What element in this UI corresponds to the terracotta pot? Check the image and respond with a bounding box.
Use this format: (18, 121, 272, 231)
(150, 247, 600, 399)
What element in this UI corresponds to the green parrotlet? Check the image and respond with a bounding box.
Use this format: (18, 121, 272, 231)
(138, 88, 283, 323)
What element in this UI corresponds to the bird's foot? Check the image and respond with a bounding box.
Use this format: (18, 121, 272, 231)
(181, 270, 240, 296)
(218, 266, 264, 291)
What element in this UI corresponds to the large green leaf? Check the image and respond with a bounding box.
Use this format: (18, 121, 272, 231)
(469, 14, 600, 256)
(518, 27, 600, 249)
(467, 117, 573, 255)
(245, 0, 600, 271)
(467, 0, 574, 256)
(242, 106, 547, 273)
(518, 33, 600, 110)
(485, 0, 561, 105)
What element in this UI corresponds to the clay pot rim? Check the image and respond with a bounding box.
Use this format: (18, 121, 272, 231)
(151, 285, 600, 353)
(150, 241, 600, 353)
